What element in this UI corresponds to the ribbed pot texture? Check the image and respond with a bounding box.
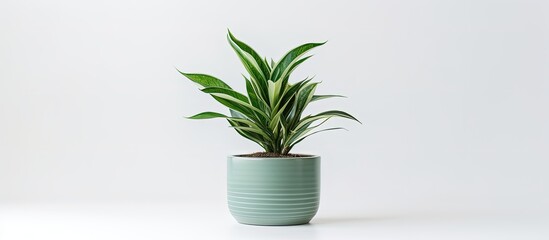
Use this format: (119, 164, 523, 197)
(227, 155, 321, 226)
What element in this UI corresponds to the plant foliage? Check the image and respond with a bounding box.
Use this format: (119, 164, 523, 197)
(179, 30, 359, 154)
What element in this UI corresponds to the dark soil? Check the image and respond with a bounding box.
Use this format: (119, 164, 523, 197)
(236, 152, 314, 158)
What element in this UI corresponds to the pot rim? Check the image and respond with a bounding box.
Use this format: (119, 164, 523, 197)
(229, 155, 320, 160)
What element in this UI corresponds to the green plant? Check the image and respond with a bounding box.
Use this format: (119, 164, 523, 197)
(178, 30, 359, 155)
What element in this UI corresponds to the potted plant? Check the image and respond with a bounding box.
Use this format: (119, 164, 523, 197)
(178, 30, 359, 226)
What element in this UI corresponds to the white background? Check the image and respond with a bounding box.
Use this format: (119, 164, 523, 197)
(1, 0, 548, 239)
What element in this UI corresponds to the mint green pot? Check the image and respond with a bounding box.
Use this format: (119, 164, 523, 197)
(227, 155, 321, 226)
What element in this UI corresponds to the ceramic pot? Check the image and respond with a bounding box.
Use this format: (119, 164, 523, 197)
(227, 155, 320, 226)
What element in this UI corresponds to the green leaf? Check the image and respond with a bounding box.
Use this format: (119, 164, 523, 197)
(228, 110, 267, 133)
(201, 87, 260, 120)
(289, 127, 347, 148)
(267, 80, 284, 109)
(245, 79, 261, 107)
(201, 87, 267, 122)
(271, 42, 326, 81)
(202, 87, 248, 102)
(187, 111, 228, 119)
(229, 109, 246, 119)
(228, 119, 271, 151)
(264, 57, 272, 72)
(318, 110, 360, 123)
(227, 34, 267, 84)
(295, 110, 361, 130)
(245, 78, 270, 112)
(230, 126, 271, 140)
(231, 106, 274, 141)
(177, 70, 232, 89)
(228, 30, 270, 79)
(288, 82, 319, 127)
(311, 95, 347, 102)
(278, 78, 312, 104)
(277, 55, 313, 88)
(269, 99, 291, 131)
(285, 116, 331, 146)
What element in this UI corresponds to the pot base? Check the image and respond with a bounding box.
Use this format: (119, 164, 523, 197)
(234, 216, 313, 226)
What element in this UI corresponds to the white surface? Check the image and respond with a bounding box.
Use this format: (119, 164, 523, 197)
(1, 0, 549, 233)
(1, 204, 548, 240)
